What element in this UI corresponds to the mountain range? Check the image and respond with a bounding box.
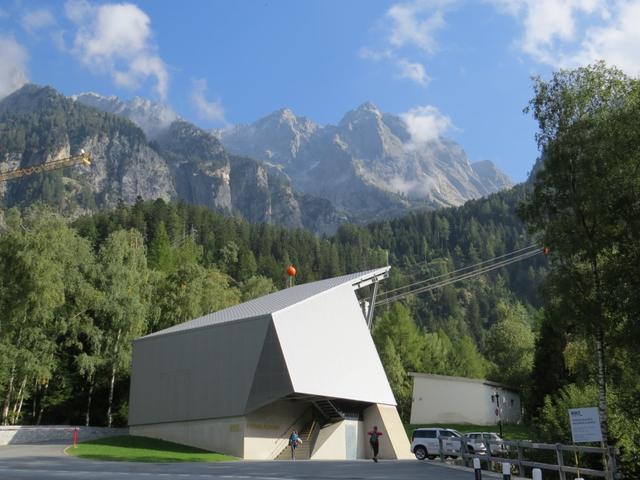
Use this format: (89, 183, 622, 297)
(0, 85, 512, 232)
(215, 102, 512, 217)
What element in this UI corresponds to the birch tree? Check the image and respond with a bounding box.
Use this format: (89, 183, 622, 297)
(520, 62, 640, 441)
(97, 229, 149, 427)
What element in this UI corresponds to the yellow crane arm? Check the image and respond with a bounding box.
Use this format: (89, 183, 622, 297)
(0, 152, 92, 183)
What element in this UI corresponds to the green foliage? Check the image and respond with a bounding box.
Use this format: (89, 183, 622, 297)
(485, 301, 535, 390)
(0, 187, 546, 428)
(536, 383, 600, 443)
(379, 338, 412, 421)
(521, 63, 640, 477)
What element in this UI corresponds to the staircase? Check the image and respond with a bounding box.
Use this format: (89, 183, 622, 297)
(312, 399, 344, 422)
(275, 420, 317, 460)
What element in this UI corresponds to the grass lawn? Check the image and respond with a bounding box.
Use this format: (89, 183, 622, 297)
(67, 435, 239, 463)
(405, 423, 531, 441)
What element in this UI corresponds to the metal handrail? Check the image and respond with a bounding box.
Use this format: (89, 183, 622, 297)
(267, 408, 312, 459)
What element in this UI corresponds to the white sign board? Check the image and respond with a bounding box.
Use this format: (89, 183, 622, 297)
(569, 407, 603, 443)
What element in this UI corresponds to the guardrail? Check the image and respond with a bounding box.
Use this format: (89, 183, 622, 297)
(433, 436, 620, 480)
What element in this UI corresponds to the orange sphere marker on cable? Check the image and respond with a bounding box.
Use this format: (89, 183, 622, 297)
(286, 265, 297, 277)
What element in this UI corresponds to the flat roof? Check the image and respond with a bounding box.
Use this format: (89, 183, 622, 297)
(408, 372, 518, 392)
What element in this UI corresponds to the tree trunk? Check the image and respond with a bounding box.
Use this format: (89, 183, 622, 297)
(36, 381, 49, 425)
(596, 326, 609, 441)
(591, 257, 609, 443)
(85, 376, 94, 427)
(32, 379, 38, 424)
(106, 365, 116, 428)
(10, 377, 26, 425)
(12, 378, 27, 425)
(106, 328, 122, 428)
(1, 366, 16, 425)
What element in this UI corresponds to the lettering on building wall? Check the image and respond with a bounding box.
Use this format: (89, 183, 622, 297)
(248, 423, 280, 431)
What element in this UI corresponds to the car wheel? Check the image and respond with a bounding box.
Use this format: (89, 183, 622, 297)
(414, 446, 427, 460)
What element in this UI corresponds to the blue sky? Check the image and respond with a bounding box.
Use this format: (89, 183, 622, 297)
(1, 1, 639, 182)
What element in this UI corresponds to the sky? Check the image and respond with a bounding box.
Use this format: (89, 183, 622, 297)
(1, 1, 640, 182)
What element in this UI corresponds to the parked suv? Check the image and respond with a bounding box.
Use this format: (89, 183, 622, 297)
(466, 432, 507, 453)
(410, 428, 462, 460)
(411, 428, 489, 460)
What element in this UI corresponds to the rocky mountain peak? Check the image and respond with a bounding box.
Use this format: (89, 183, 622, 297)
(216, 101, 513, 217)
(73, 92, 177, 139)
(339, 101, 382, 127)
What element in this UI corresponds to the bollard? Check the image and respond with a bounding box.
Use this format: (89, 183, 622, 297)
(473, 457, 482, 480)
(502, 462, 511, 480)
(532, 468, 542, 480)
(72, 428, 79, 448)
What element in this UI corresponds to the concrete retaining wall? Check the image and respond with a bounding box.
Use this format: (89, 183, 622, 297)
(0, 426, 128, 445)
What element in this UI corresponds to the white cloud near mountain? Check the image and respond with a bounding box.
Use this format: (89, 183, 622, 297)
(488, 0, 640, 75)
(21, 9, 55, 33)
(0, 34, 29, 99)
(64, 0, 169, 100)
(191, 79, 226, 123)
(400, 105, 453, 147)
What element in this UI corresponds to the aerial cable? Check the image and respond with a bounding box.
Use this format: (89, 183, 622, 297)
(376, 249, 541, 306)
(378, 244, 539, 299)
(396, 243, 538, 274)
(377, 250, 539, 306)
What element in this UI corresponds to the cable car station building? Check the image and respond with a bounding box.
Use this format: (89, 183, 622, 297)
(128, 267, 411, 460)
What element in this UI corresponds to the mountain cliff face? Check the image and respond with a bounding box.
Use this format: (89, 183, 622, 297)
(0, 85, 341, 233)
(216, 102, 513, 218)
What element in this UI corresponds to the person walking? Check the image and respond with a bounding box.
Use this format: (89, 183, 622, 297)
(368, 425, 383, 462)
(289, 430, 302, 460)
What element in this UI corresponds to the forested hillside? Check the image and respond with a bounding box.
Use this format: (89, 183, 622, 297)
(0, 183, 544, 428)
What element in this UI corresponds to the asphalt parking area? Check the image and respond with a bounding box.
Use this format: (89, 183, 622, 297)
(0, 444, 504, 480)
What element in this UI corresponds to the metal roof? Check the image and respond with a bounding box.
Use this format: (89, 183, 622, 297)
(141, 266, 390, 340)
(407, 372, 518, 392)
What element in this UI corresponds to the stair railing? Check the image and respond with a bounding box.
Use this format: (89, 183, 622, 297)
(268, 408, 312, 459)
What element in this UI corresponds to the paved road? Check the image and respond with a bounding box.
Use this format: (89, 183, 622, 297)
(0, 444, 496, 480)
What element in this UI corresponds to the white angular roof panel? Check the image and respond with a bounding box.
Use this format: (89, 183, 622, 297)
(273, 283, 396, 405)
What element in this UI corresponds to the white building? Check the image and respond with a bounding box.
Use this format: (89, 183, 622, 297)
(129, 267, 412, 460)
(409, 373, 521, 425)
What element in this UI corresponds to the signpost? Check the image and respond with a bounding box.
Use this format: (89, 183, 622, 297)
(568, 407, 603, 480)
(568, 407, 602, 443)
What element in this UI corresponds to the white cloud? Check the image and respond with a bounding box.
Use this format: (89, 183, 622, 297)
(65, 1, 169, 100)
(191, 79, 226, 123)
(487, 0, 640, 75)
(358, 47, 392, 61)
(400, 105, 453, 146)
(386, 1, 449, 53)
(21, 9, 55, 33)
(0, 35, 29, 99)
(573, 1, 640, 75)
(396, 58, 430, 85)
(362, 0, 456, 86)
